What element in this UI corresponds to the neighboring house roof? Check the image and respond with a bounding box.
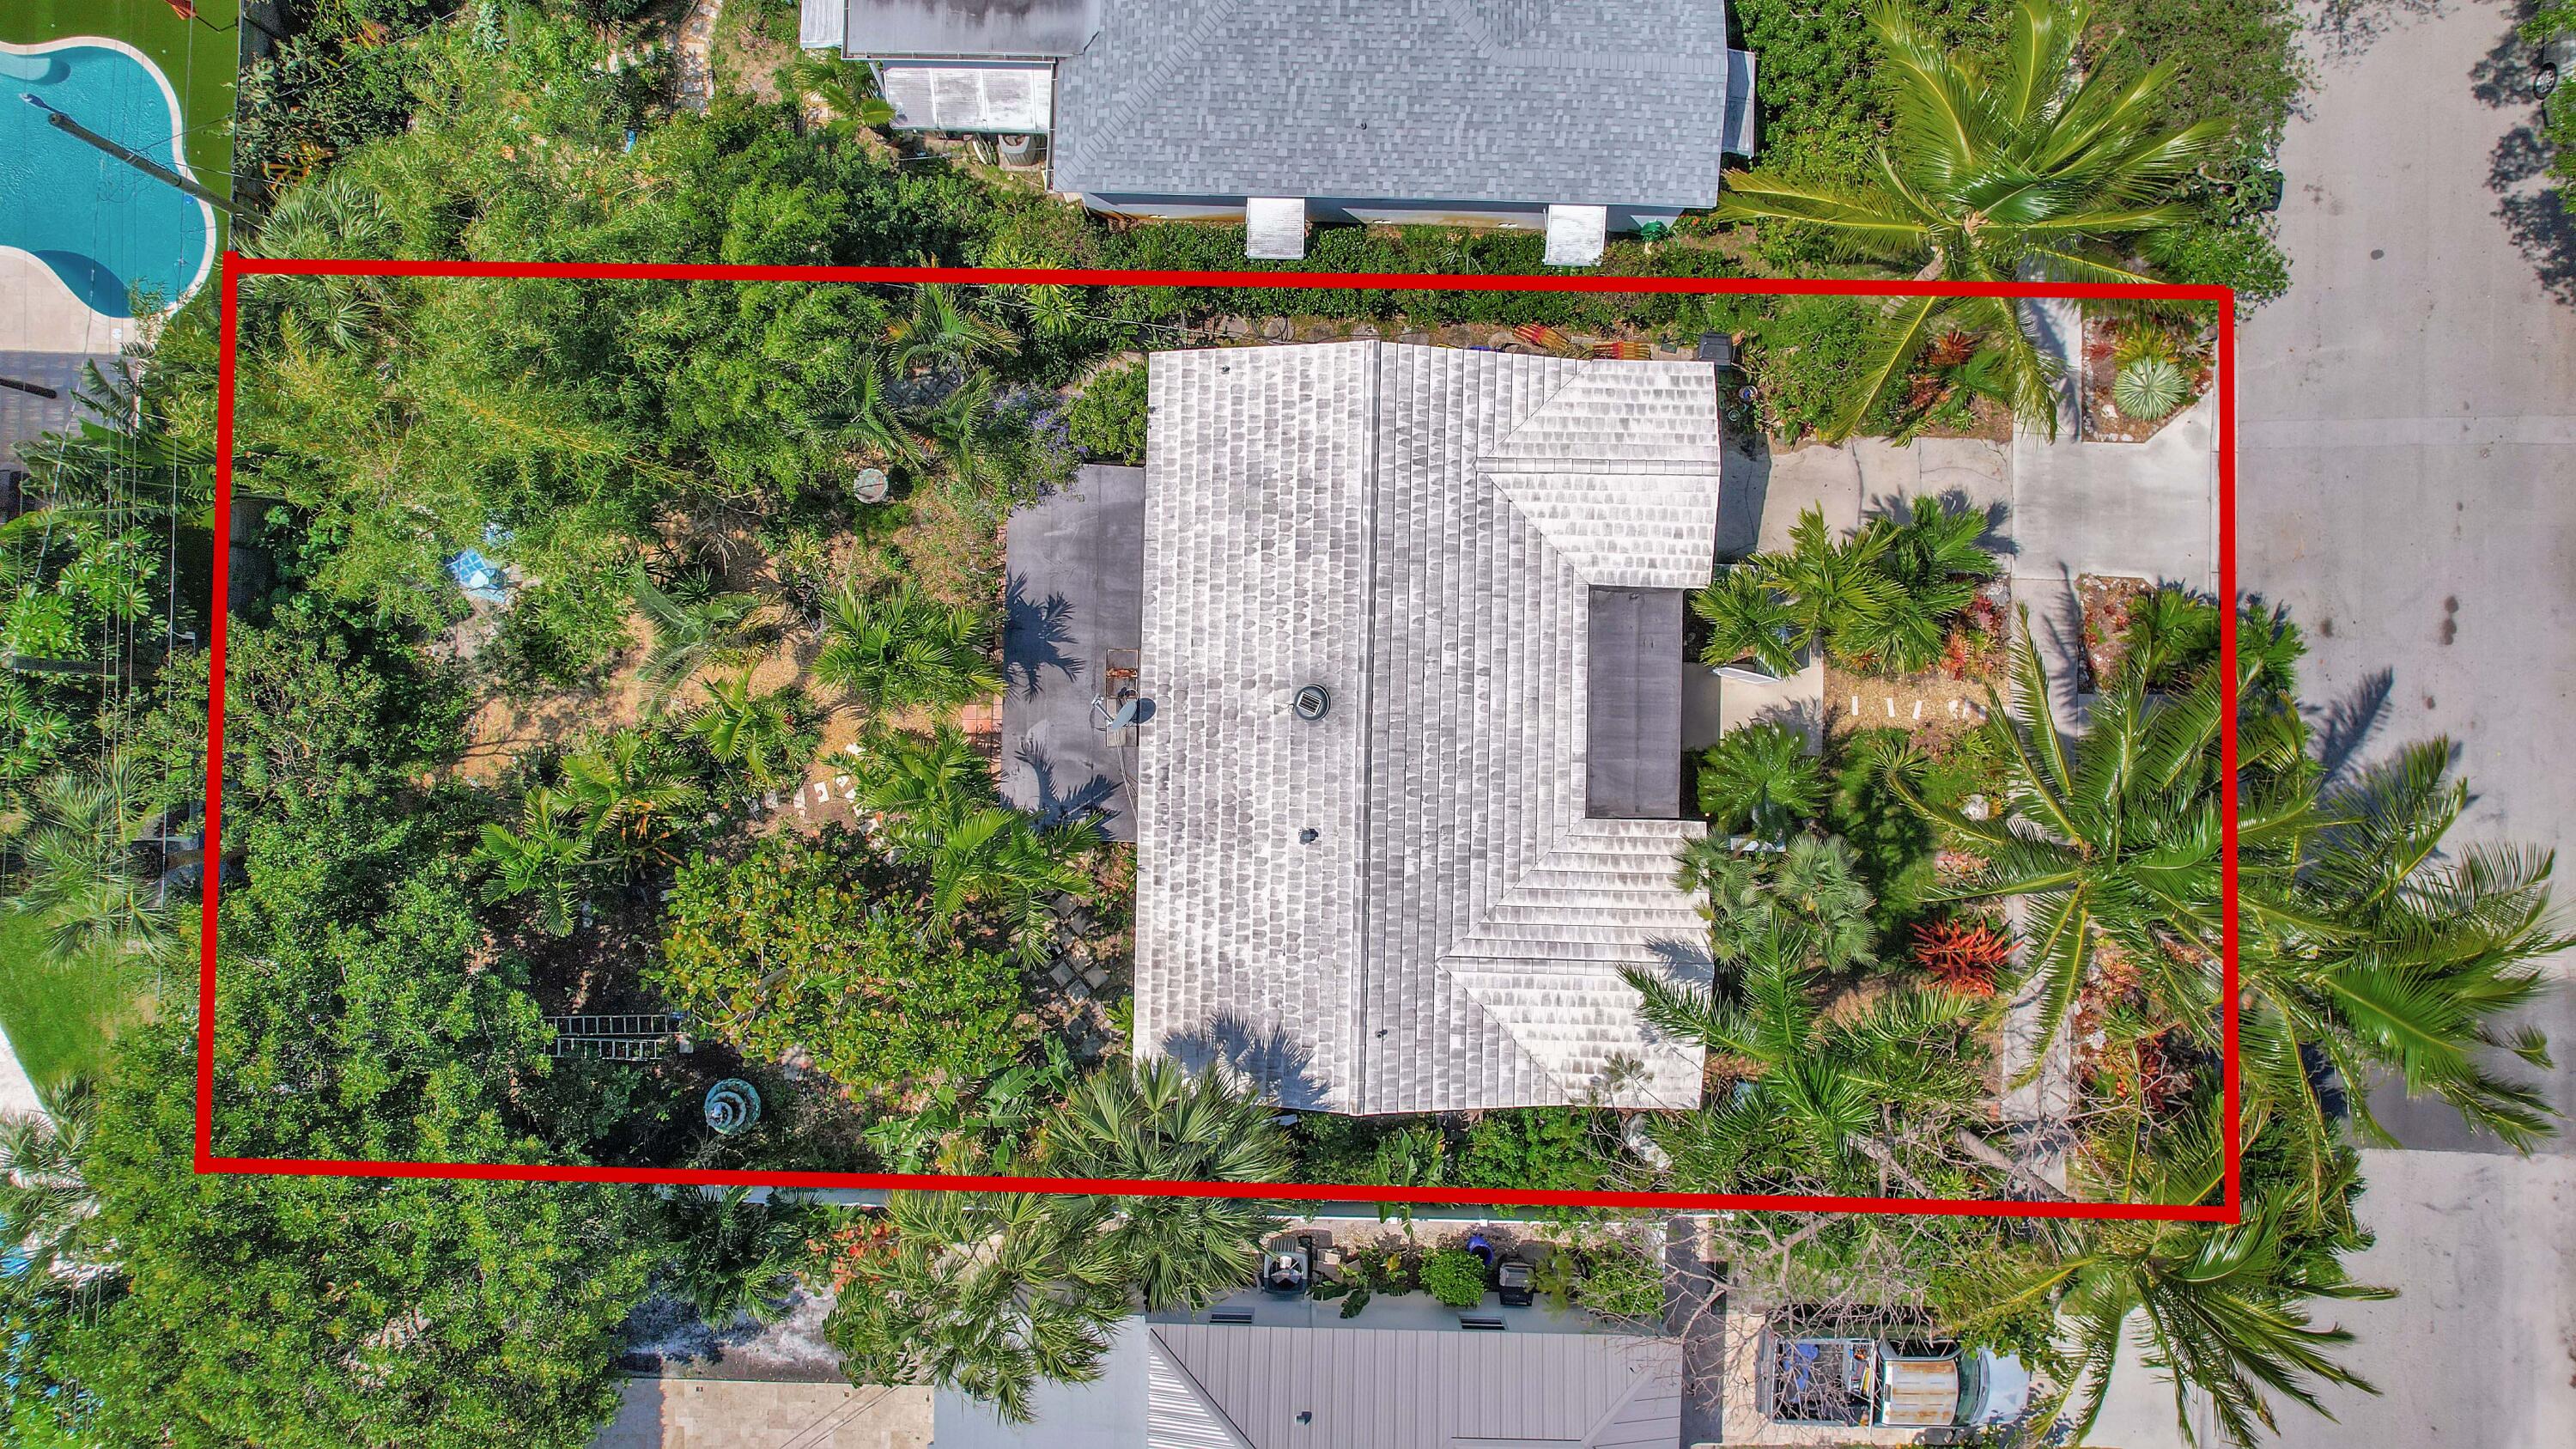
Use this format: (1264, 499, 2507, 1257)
(841, 0, 1103, 58)
(935, 1318, 1683, 1449)
(1051, 0, 1739, 207)
(1133, 341, 1720, 1115)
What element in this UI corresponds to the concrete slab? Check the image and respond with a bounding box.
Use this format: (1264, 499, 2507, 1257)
(592, 1379, 932, 1449)
(1747, 441, 1862, 555)
(2009, 392, 2217, 592)
(0, 249, 127, 356)
(999, 465, 1145, 841)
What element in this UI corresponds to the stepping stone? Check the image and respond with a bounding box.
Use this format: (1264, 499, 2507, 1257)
(1082, 968, 1109, 989)
(1049, 964, 1074, 987)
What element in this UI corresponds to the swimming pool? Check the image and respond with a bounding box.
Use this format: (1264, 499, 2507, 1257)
(0, 39, 213, 318)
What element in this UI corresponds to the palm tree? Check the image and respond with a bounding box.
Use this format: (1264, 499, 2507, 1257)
(825, 350, 920, 474)
(823, 1190, 1129, 1424)
(687, 673, 818, 792)
(0, 1081, 105, 1288)
(1716, 0, 2231, 439)
(1841, 496, 1998, 674)
(1, 755, 174, 965)
(2257, 740, 2569, 1159)
(1698, 721, 1826, 840)
(653, 1185, 815, 1329)
(1674, 832, 1880, 973)
(1873, 618, 2312, 1075)
(473, 786, 595, 937)
(779, 52, 896, 130)
(849, 727, 990, 852)
(560, 729, 701, 873)
(814, 581, 1001, 714)
(922, 805, 1097, 966)
(1624, 917, 1980, 1190)
(632, 570, 773, 714)
(1692, 566, 1802, 677)
(889, 283, 1019, 377)
(1950, 1137, 2391, 1449)
(1040, 1060, 1291, 1312)
(1754, 508, 1899, 666)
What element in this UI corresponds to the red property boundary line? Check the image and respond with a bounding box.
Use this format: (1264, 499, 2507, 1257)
(200, 255, 2241, 1221)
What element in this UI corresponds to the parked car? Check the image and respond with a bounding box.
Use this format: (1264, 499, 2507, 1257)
(2536, 25, 2576, 101)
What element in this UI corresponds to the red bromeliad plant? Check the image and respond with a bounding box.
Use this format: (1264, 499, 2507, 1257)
(1910, 917, 2013, 995)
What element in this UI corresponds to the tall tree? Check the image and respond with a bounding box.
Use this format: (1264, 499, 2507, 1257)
(814, 581, 1001, 713)
(1039, 1061, 1291, 1312)
(0, 754, 175, 965)
(1716, 0, 2231, 437)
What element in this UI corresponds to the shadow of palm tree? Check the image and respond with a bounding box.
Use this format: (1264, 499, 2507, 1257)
(1158, 1013, 1334, 1112)
(1002, 572, 1081, 701)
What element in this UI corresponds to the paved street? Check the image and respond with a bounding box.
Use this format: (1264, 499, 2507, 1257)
(2097, 2, 2576, 1444)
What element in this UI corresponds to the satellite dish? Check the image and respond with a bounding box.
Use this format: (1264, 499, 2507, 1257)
(852, 467, 890, 503)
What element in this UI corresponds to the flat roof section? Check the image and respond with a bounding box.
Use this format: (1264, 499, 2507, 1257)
(1585, 587, 1686, 821)
(841, 0, 1102, 58)
(999, 463, 1145, 842)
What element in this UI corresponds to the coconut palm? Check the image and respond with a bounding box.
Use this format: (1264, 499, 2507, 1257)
(1715, 0, 2232, 439)
(560, 728, 702, 872)
(1698, 721, 1826, 840)
(1624, 916, 1981, 1190)
(889, 283, 1019, 377)
(1041, 1061, 1291, 1312)
(473, 786, 596, 937)
(632, 571, 774, 714)
(780, 52, 896, 130)
(1, 754, 174, 965)
(814, 581, 1001, 713)
(822, 1190, 1129, 1425)
(849, 727, 990, 851)
(2256, 740, 2569, 1160)
(686, 673, 818, 792)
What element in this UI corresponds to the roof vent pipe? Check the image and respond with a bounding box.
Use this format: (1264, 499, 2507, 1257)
(1293, 685, 1329, 721)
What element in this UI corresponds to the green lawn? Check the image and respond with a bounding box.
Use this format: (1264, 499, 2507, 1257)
(0, 912, 149, 1098)
(9, 0, 240, 216)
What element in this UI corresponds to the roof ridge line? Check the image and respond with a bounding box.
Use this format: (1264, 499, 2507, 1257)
(1348, 339, 1387, 1108)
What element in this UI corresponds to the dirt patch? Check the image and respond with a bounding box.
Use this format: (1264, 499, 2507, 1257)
(2075, 573, 2154, 692)
(1824, 667, 1994, 752)
(710, 0, 794, 103)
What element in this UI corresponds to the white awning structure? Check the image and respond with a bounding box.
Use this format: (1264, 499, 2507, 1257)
(797, 0, 845, 49)
(878, 63, 1054, 133)
(1723, 48, 1760, 156)
(1243, 197, 1308, 260)
(1543, 204, 1609, 267)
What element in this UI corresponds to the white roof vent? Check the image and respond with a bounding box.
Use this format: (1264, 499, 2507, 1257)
(1245, 197, 1308, 260)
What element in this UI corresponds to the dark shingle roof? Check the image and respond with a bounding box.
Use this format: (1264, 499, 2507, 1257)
(1052, 0, 1737, 207)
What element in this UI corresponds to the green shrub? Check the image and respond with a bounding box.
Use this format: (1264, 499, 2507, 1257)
(488, 574, 635, 691)
(1066, 361, 1150, 463)
(1421, 1248, 1490, 1308)
(2141, 215, 2292, 309)
(653, 831, 1034, 1103)
(1747, 298, 1906, 442)
(1455, 1110, 1611, 1192)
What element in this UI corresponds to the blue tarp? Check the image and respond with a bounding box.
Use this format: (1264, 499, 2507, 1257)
(446, 548, 511, 605)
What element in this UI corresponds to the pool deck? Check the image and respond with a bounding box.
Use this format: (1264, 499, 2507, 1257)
(0, 250, 143, 356)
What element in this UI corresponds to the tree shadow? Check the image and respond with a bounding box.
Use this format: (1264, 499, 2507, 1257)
(1002, 572, 1080, 701)
(2311, 667, 2397, 784)
(1013, 738, 1123, 836)
(2488, 121, 2576, 305)
(2311, 0, 2451, 65)
(1158, 1012, 1333, 1111)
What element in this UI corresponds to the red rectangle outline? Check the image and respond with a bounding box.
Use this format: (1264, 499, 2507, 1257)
(199, 255, 2240, 1221)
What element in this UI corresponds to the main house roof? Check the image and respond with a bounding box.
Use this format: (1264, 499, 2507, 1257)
(1049, 0, 1740, 207)
(1133, 341, 1722, 1115)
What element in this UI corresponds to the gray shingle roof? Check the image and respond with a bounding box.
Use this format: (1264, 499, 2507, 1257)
(1052, 0, 1738, 207)
(1134, 342, 1721, 1115)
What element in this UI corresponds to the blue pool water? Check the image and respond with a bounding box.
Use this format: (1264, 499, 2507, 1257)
(0, 42, 212, 317)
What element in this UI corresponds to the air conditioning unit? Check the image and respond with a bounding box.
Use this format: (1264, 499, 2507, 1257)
(998, 132, 1047, 167)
